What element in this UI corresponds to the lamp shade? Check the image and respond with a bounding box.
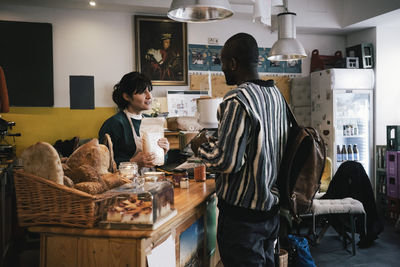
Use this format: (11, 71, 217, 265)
(267, 12, 307, 61)
(168, 0, 233, 23)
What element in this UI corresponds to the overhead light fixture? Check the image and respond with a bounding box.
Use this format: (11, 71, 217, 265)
(267, 12, 307, 61)
(89, 1, 96, 7)
(167, 0, 233, 23)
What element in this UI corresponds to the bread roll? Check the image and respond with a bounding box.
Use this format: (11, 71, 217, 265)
(101, 172, 127, 189)
(63, 176, 74, 188)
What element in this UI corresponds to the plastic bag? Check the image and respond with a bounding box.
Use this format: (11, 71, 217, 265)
(140, 117, 165, 166)
(287, 235, 316, 267)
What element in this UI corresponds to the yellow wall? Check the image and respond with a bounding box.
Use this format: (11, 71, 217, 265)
(1, 107, 117, 156)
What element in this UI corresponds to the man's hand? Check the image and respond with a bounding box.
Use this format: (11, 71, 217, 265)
(190, 131, 208, 156)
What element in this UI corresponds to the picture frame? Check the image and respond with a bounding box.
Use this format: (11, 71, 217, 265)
(135, 15, 188, 86)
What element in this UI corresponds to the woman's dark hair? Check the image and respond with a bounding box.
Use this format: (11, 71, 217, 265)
(112, 72, 153, 110)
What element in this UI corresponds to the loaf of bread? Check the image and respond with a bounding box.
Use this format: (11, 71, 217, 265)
(103, 133, 117, 173)
(72, 164, 101, 184)
(75, 181, 106, 195)
(66, 139, 110, 175)
(21, 142, 64, 185)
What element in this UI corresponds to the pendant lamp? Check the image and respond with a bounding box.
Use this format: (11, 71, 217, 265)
(267, 12, 307, 61)
(168, 0, 233, 23)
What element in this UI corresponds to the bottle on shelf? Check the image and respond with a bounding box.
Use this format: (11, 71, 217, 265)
(343, 125, 347, 136)
(337, 145, 342, 162)
(347, 144, 353, 161)
(346, 125, 352, 136)
(342, 145, 348, 161)
(377, 148, 382, 168)
(353, 123, 359, 135)
(353, 144, 359, 161)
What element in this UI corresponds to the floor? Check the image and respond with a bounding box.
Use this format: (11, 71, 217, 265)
(310, 218, 400, 267)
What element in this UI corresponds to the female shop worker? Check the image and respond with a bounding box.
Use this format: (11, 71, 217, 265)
(99, 71, 169, 167)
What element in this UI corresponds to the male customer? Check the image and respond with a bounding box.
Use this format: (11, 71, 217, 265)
(191, 33, 290, 267)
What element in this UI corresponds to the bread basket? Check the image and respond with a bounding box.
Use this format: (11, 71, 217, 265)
(13, 169, 104, 228)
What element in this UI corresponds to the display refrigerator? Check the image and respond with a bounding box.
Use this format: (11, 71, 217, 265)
(310, 68, 375, 178)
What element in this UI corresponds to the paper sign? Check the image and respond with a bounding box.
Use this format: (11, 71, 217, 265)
(147, 235, 175, 267)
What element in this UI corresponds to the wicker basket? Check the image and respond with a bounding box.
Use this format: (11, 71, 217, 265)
(13, 169, 104, 228)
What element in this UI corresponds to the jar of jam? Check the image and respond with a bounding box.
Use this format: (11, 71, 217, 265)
(172, 170, 188, 188)
(194, 162, 206, 182)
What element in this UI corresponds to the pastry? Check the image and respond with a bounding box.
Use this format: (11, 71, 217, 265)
(63, 176, 74, 188)
(106, 197, 153, 224)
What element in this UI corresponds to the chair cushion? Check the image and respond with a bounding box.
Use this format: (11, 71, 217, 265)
(311, 198, 365, 215)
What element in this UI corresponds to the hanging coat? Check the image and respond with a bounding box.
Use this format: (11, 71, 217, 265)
(0, 66, 10, 113)
(322, 161, 384, 238)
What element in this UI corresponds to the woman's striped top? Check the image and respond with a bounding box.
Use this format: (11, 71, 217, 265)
(198, 79, 289, 212)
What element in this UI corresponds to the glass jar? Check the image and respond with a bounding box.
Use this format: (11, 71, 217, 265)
(119, 162, 138, 180)
(172, 170, 188, 188)
(194, 162, 206, 182)
(180, 178, 189, 189)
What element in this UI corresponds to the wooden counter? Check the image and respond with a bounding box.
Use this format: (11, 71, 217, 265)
(30, 179, 216, 267)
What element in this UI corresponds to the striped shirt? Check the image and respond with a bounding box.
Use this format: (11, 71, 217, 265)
(198, 79, 289, 212)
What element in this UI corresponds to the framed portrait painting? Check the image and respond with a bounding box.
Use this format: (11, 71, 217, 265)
(135, 15, 188, 86)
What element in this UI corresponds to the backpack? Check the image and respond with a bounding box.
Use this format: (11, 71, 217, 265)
(277, 101, 326, 221)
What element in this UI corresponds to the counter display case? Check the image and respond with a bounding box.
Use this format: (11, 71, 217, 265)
(99, 181, 175, 229)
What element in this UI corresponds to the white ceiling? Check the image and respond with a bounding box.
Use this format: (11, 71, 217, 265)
(1, 0, 400, 34)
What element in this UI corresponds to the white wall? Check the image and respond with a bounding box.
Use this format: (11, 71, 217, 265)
(342, 0, 400, 27)
(0, 4, 134, 107)
(346, 26, 400, 146)
(0, 4, 345, 106)
(375, 26, 400, 145)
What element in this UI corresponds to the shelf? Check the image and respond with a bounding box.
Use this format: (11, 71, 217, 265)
(336, 116, 369, 120)
(337, 135, 366, 138)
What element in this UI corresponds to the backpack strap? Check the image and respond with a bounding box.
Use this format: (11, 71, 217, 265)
(283, 98, 299, 128)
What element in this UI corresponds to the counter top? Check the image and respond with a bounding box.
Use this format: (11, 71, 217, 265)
(29, 179, 216, 240)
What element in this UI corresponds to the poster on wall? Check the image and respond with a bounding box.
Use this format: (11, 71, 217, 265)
(208, 45, 222, 72)
(188, 44, 210, 71)
(285, 60, 302, 73)
(187, 44, 301, 74)
(167, 90, 209, 117)
(257, 47, 269, 73)
(180, 217, 205, 267)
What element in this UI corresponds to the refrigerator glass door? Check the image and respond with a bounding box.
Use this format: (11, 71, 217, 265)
(334, 90, 373, 178)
